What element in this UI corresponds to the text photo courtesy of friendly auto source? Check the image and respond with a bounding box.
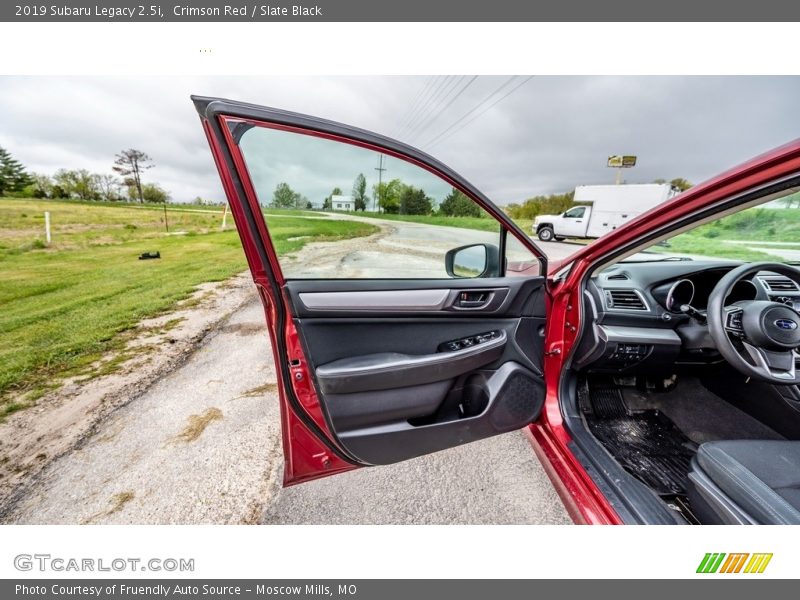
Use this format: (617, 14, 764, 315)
(1, 75, 799, 526)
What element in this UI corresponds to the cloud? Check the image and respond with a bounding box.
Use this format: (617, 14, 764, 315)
(0, 75, 797, 205)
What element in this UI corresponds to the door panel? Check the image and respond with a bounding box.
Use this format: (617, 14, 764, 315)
(285, 277, 546, 465)
(193, 95, 549, 484)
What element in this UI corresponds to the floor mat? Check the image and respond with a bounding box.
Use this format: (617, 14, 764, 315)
(586, 383, 695, 495)
(622, 380, 784, 445)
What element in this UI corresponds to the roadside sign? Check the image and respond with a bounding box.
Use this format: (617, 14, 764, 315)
(607, 155, 637, 168)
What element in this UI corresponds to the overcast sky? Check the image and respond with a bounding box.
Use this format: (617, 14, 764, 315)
(0, 76, 798, 205)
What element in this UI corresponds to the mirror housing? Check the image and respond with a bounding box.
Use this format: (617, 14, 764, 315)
(445, 243, 501, 278)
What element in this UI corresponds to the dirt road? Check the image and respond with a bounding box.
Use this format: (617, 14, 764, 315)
(1, 217, 574, 524)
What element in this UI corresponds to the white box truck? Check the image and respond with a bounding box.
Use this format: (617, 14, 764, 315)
(532, 183, 677, 242)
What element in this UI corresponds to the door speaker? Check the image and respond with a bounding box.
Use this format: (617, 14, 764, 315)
(489, 372, 544, 430)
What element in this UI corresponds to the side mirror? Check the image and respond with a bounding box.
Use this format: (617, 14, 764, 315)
(445, 243, 501, 278)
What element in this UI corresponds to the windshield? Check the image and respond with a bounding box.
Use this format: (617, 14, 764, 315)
(620, 191, 800, 264)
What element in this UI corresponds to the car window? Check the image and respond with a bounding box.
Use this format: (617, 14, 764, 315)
(564, 206, 586, 218)
(235, 123, 526, 279)
(616, 190, 800, 264)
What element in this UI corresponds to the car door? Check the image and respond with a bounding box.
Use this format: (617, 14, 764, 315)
(558, 206, 588, 237)
(193, 96, 549, 485)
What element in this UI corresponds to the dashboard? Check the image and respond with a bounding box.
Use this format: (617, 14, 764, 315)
(574, 260, 800, 373)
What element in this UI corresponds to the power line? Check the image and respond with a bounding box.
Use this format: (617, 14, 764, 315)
(422, 76, 533, 149)
(396, 75, 455, 140)
(402, 75, 464, 140)
(426, 76, 534, 148)
(393, 75, 446, 139)
(391, 76, 440, 138)
(419, 76, 517, 146)
(405, 75, 479, 145)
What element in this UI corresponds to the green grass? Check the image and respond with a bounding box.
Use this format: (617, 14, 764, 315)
(345, 211, 535, 236)
(0, 198, 377, 411)
(653, 207, 800, 262)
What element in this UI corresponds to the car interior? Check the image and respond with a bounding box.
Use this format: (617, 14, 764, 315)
(567, 247, 800, 524)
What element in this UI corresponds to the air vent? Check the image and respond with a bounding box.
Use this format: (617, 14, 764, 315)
(607, 273, 629, 281)
(605, 289, 647, 310)
(759, 276, 800, 293)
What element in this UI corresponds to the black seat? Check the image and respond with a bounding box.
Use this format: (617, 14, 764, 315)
(688, 440, 800, 524)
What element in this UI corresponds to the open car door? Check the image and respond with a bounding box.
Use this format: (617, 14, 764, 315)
(193, 96, 549, 485)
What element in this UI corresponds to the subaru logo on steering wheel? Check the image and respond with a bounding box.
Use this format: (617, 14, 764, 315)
(774, 318, 798, 330)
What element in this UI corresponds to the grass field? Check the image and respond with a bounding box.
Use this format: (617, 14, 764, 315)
(0, 198, 377, 416)
(354, 211, 534, 235)
(653, 206, 800, 262)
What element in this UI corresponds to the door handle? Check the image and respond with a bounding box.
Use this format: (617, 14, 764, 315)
(455, 291, 490, 308)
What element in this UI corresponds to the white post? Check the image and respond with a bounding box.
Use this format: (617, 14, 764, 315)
(221, 203, 228, 230)
(44, 211, 51, 245)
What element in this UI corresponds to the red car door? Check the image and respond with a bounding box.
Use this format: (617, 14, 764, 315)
(194, 96, 552, 486)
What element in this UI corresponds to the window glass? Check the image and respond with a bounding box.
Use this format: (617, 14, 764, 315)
(614, 191, 800, 264)
(564, 206, 586, 218)
(505, 234, 542, 277)
(235, 123, 508, 279)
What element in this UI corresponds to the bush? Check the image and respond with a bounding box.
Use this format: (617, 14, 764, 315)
(505, 191, 576, 220)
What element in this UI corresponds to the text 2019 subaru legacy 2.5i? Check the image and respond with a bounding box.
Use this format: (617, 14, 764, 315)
(194, 95, 800, 524)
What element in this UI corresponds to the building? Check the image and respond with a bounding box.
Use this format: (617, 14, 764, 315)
(331, 194, 355, 211)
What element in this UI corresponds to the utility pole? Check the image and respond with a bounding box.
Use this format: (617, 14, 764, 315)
(374, 154, 387, 213)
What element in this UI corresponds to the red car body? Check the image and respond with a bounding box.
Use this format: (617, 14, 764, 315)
(195, 95, 800, 524)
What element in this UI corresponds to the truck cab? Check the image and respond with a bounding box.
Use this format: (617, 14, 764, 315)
(534, 205, 590, 241)
(533, 183, 676, 242)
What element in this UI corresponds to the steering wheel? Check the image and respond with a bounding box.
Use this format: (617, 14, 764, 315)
(708, 263, 800, 384)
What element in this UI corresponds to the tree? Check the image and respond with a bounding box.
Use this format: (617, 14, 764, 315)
(373, 179, 404, 214)
(139, 183, 170, 204)
(53, 169, 99, 200)
(113, 149, 154, 203)
(399, 186, 433, 215)
(669, 178, 693, 193)
(505, 190, 575, 220)
(271, 182, 300, 208)
(294, 194, 310, 210)
(94, 173, 122, 201)
(28, 173, 54, 199)
(439, 188, 481, 217)
(352, 173, 368, 211)
(0, 146, 32, 196)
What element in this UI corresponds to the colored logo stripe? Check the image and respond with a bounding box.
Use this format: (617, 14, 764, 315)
(697, 553, 726, 573)
(719, 553, 749, 573)
(697, 553, 772, 574)
(744, 553, 772, 573)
